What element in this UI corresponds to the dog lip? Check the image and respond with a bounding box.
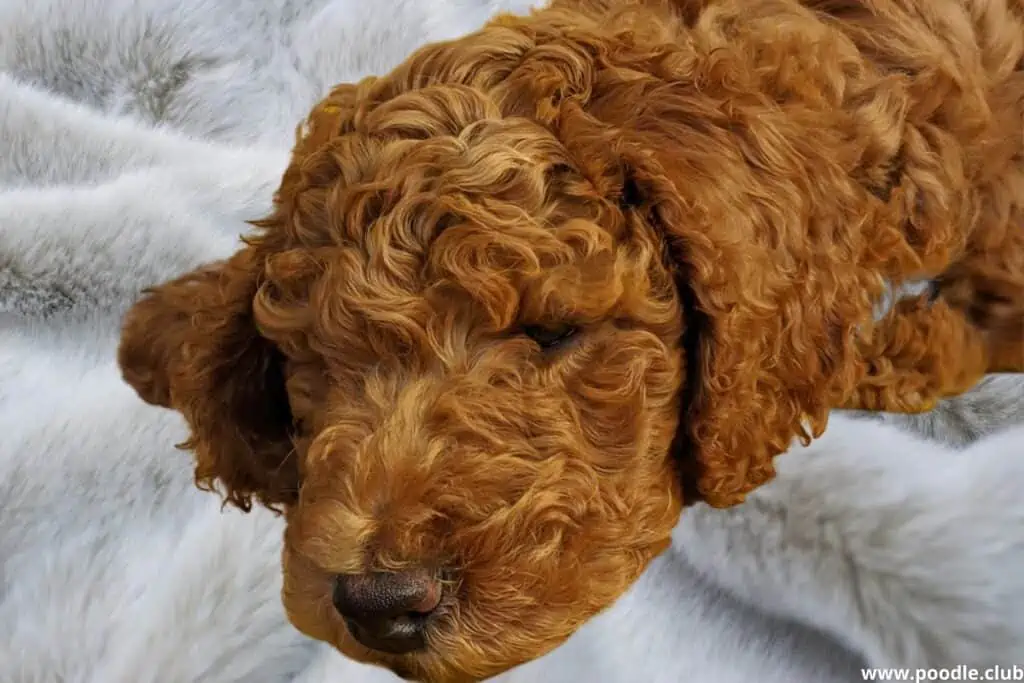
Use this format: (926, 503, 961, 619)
(344, 614, 430, 654)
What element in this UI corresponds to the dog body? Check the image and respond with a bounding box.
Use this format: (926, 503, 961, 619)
(7, 79, 1024, 683)
(116, 0, 1024, 680)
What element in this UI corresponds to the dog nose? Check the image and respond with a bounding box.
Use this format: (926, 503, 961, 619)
(332, 570, 442, 654)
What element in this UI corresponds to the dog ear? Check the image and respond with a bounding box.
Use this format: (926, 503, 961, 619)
(558, 82, 865, 507)
(610, 150, 845, 509)
(118, 247, 299, 512)
(117, 84, 373, 513)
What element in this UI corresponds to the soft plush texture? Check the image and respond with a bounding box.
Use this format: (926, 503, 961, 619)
(112, 0, 1024, 679)
(3, 1, 1024, 682)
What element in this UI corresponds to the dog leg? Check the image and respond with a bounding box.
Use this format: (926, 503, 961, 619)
(936, 67, 1024, 373)
(839, 294, 990, 413)
(937, 219, 1024, 374)
(844, 373, 1024, 448)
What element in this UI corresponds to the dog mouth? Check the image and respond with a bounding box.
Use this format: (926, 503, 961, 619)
(339, 591, 472, 683)
(342, 612, 434, 654)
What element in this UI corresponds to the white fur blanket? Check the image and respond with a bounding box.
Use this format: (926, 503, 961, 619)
(3, 1, 1024, 681)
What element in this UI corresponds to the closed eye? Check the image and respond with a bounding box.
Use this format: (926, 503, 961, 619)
(521, 323, 579, 350)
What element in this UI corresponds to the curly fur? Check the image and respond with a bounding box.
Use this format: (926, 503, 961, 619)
(118, 0, 1024, 680)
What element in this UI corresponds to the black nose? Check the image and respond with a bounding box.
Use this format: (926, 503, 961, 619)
(332, 570, 442, 654)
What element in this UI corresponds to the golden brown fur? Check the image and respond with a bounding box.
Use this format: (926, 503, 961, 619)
(118, 0, 1024, 680)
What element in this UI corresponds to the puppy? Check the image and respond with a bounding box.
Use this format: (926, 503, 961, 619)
(118, 0, 1024, 680)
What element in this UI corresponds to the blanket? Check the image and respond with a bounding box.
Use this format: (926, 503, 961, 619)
(3, 1, 1024, 681)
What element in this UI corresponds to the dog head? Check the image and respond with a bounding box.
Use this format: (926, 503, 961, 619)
(119, 84, 684, 679)
(119, 3, 888, 680)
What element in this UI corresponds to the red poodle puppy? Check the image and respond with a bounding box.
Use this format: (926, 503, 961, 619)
(118, 0, 1024, 681)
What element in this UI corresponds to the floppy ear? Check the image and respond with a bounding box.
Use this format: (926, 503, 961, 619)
(559, 98, 863, 509)
(613, 152, 855, 509)
(117, 248, 299, 512)
(118, 85, 377, 512)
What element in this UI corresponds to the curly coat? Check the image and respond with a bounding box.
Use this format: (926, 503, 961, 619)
(117, 0, 1024, 680)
